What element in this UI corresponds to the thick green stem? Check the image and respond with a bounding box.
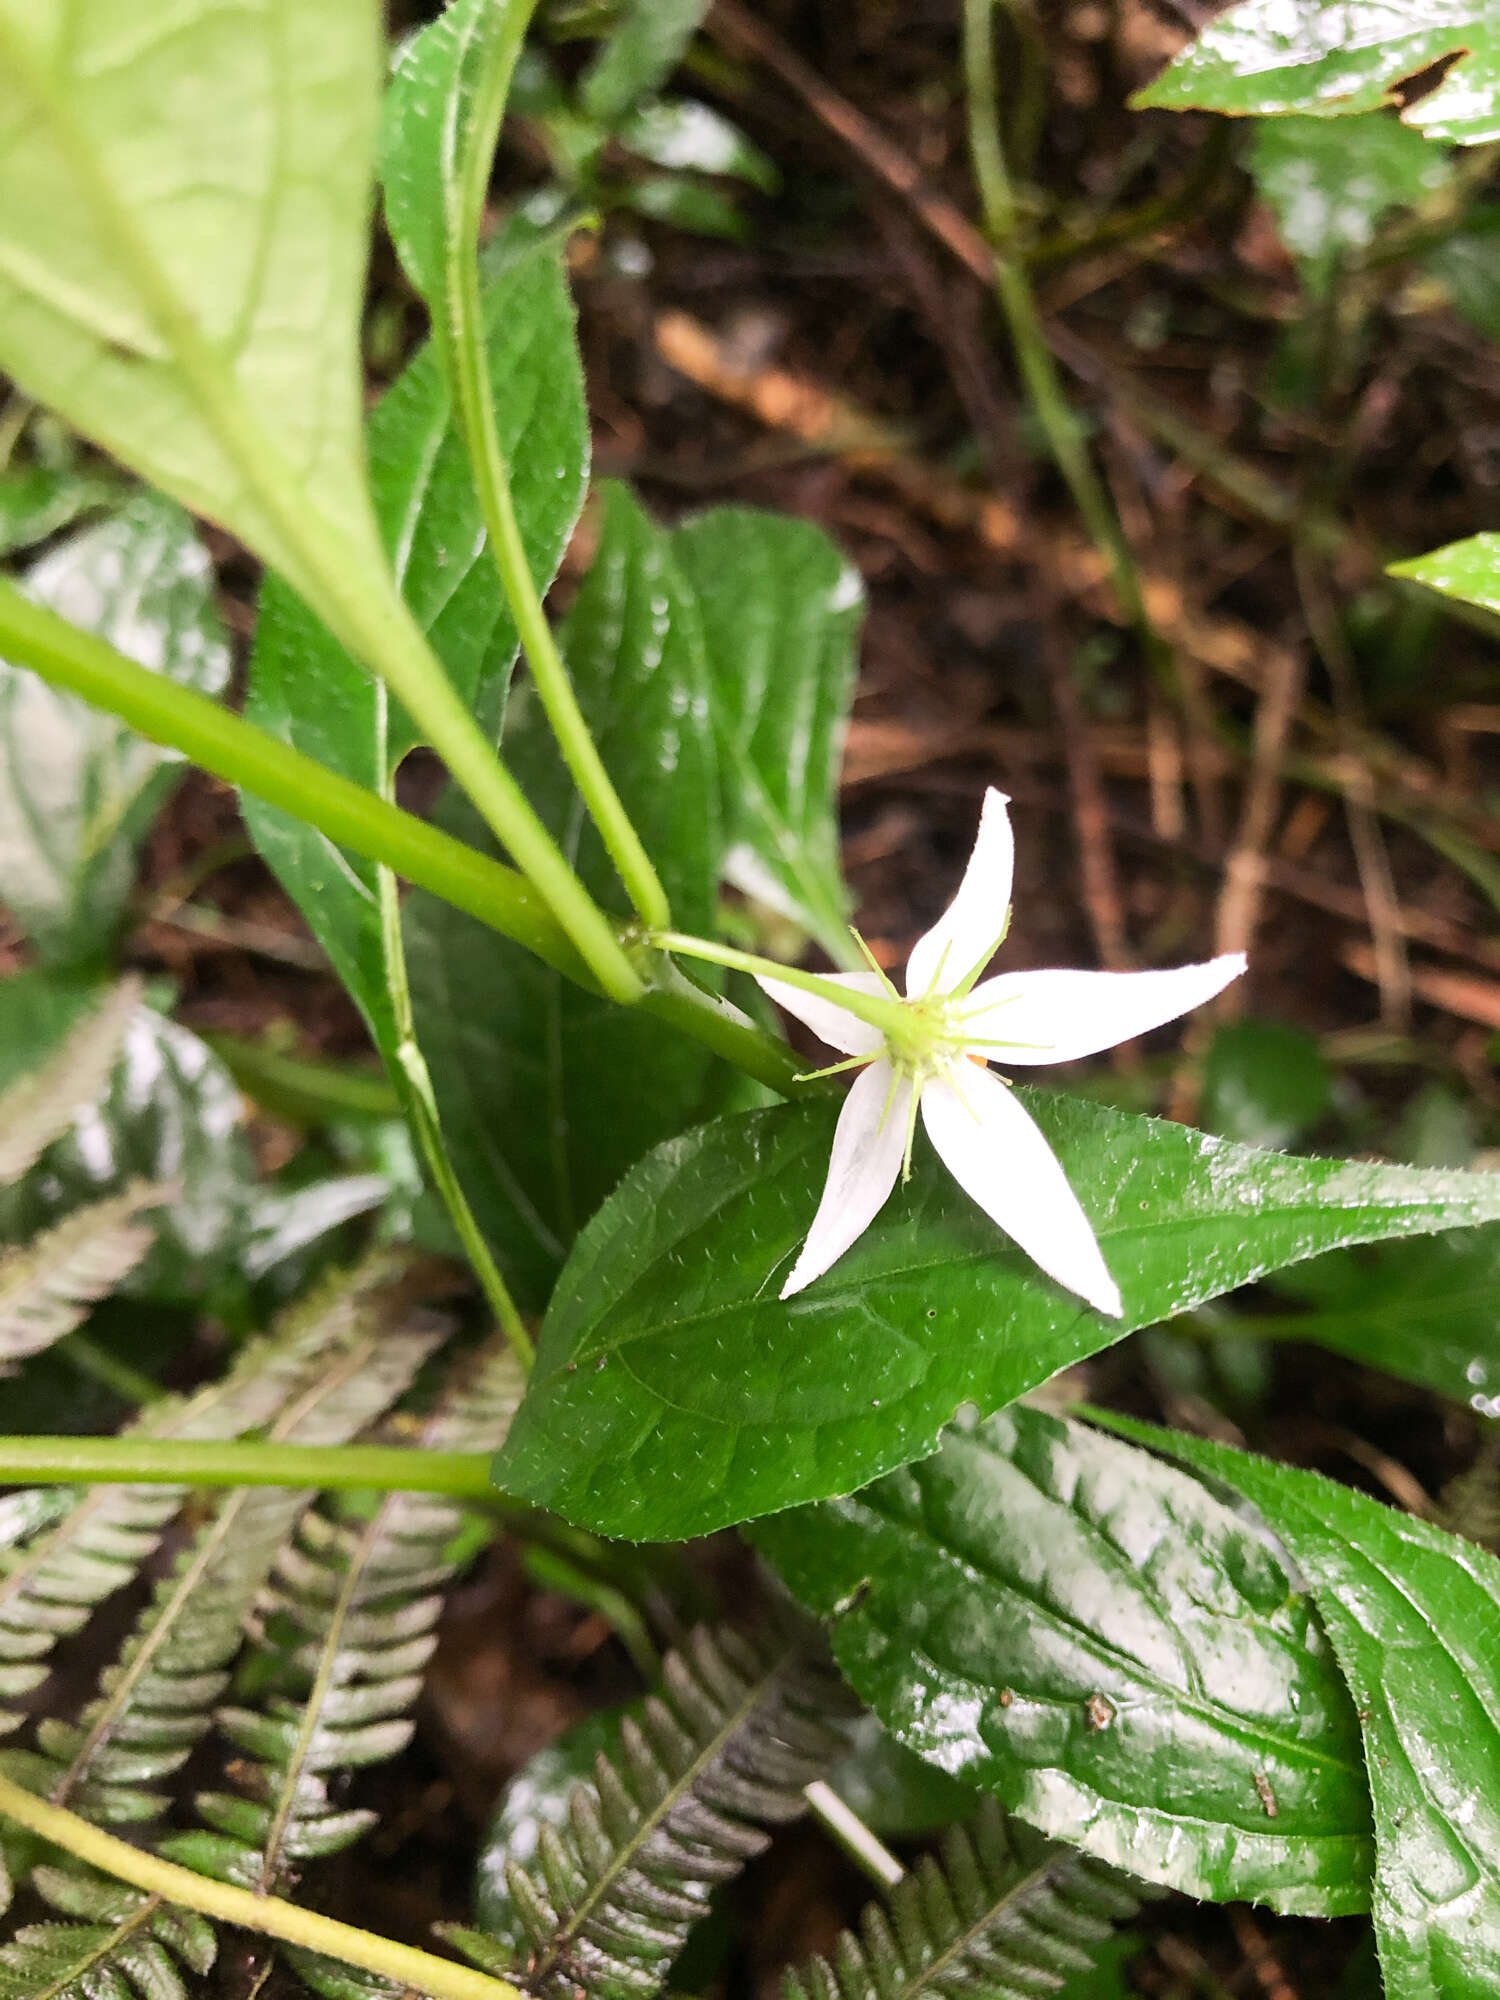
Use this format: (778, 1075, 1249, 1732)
(0, 1436, 499, 1499)
(0, 582, 804, 1093)
(0, 1772, 521, 2000)
(962, 0, 1158, 665)
(446, 2, 671, 931)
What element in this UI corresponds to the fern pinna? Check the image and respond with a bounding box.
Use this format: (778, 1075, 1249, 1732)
(453, 1617, 858, 2000)
(785, 1799, 1145, 2000)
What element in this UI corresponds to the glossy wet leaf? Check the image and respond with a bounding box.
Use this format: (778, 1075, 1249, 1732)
(828, 1713, 982, 1839)
(754, 1405, 1371, 1912)
(1201, 1019, 1331, 1150)
(672, 509, 862, 957)
(1250, 113, 1451, 292)
(1134, 0, 1500, 144)
(494, 1090, 1500, 1539)
(407, 484, 723, 1305)
(244, 232, 589, 1060)
(0, 0, 388, 608)
(0, 495, 229, 969)
(1107, 1419, 1500, 1995)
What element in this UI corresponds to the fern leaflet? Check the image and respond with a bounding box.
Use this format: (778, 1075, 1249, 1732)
(8, 1263, 446, 1825)
(0, 978, 140, 1189)
(482, 1618, 856, 2000)
(0, 1251, 423, 1740)
(175, 1337, 525, 1892)
(0, 1865, 215, 2000)
(0, 1183, 164, 1370)
(784, 1798, 1144, 2000)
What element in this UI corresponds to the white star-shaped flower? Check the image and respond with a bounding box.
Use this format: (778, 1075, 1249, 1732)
(757, 789, 1245, 1313)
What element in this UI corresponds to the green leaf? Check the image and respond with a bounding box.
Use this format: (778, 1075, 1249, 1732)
(1103, 1418, 1500, 1996)
(1258, 1227, 1500, 1408)
(381, 0, 528, 316)
(617, 100, 779, 192)
(1422, 206, 1500, 341)
(580, 0, 709, 126)
(0, 495, 230, 968)
(1249, 113, 1451, 292)
(494, 1091, 1500, 1539)
(1201, 1018, 1331, 1149)
(0, 0, 388, 607)
(754, 1405, 1372, 1914)
(0, 464, 120, 559)
(672, 508, 862, 958)
(1390, 533, 1500, 621)
(243, 233, 590, 1059)
(827, 1714, 982, 1839)
(1133, 0, 1500, 144)
(406, 483, 723, 1305)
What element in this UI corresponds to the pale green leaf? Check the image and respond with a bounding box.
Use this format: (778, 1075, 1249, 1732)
(0, 0, 388, 605)
(1250, 112, 1451, 290)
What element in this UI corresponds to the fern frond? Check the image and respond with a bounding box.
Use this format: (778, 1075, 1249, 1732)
(180, 1338, 525, 1893)
(490, 1618, 856, 2000)
(0, 1250, 421, 1741)
(12, 1267, 447, 1826)
(0, 1182, 165, 1370)
(784, 1798, 1143, 2000)
(0, 977, 140, 1188)
(0, 1865, 214, 2000)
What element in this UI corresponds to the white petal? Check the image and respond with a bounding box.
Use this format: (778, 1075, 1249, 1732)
(781, 1060, 911, 1297)
(958, 954, 1246, 1066)
(905, 788, 1015, 999)
(920, 1063, 1122, 1316)
(755, 970, 888, 1057)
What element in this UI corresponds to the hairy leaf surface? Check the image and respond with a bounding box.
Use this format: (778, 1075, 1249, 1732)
(755, 1407, 1371, 1913)
(495, 1092, 1500, 1538)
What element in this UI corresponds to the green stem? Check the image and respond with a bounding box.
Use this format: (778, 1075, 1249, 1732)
(383, 872, 535, 1371)
(0, 581, 803, 1094)
(961, 0, 1158, 665)
(0, 1436, 499, 1499)
(0, 1772, 521, 2000)
(55, 1333, 167, 1408)
(653, 928, 907, 1046)
(802, 1780, 905, 1890)
(445, 2, 671, 932)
